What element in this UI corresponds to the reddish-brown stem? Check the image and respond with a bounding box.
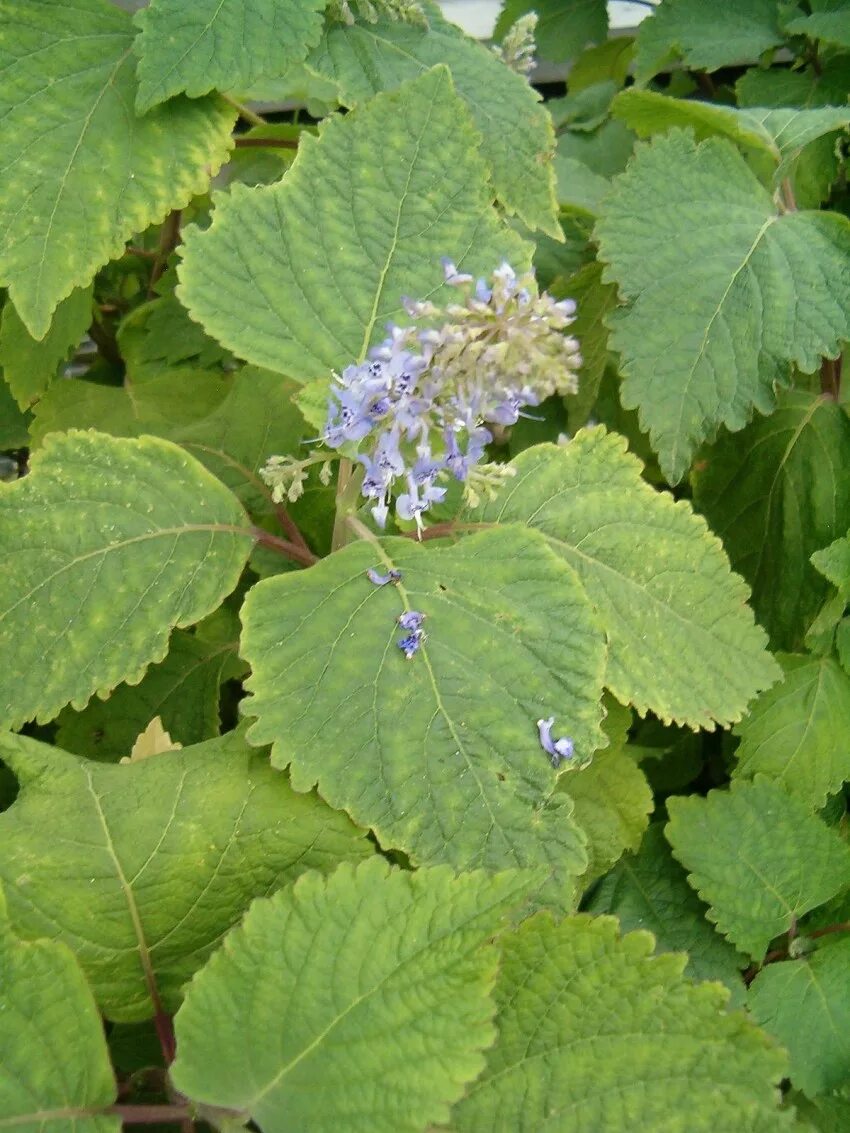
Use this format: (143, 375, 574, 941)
(87, 317, 122, 368)
(149, 210, 182, 296)
(233, 136, 298, 149)
(821, 355, 842, 399)
(743, 919, 850, 984)
(125, 245, 159, 260)
(252, 526, 319, 566)
(152, 1009, 176, 1064)
(105, 1104, 193, 1124)
(274, 504, 312, 553)
(809, 919, 850, 942)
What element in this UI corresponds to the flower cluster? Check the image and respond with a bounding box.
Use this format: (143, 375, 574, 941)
(321, 260, 581, 533)
(492, 13, 538, 78)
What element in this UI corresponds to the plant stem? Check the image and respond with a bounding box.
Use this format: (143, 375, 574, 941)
(233, 136, 298, 149)
(252, 526, 318, 566)
(105, 1105, 193, 1124)
(148, 210, 182, 297)
(780, 178, 798, 213)
(221, 93, 267, 127)
(346, 514, 382, 547)
(87, 317, 123, 368)
(820, 354, 842, 399)
(332, 458, 363, 551)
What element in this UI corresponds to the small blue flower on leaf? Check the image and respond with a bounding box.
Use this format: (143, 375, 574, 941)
(537, 717, 575, 768)
(398, 630, 426, 659)
(366, 567, 402, 586)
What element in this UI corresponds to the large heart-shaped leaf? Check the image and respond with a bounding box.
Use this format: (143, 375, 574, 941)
(0, 430, 253, 728)
(178, 66, 528, 378)
(172, 861, 539, 1133)
(0, 729, 371, 1021)
(241, 527, 607, 906)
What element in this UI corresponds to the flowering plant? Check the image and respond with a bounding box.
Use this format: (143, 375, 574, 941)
(1, 0, 849, 1128)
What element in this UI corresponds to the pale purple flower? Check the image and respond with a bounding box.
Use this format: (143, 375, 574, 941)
(537, 717, 575, 768)
(441, 257, 473, 286)
(366, 567, 402, 586)
(398, 630, 426, 659)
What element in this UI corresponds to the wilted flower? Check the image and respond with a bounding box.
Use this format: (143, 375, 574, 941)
(366, 567, 402, 586)
(537, 717, 575, 768)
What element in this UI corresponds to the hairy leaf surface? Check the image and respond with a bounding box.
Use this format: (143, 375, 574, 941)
(179, 67, 527, 378)
(0, 888, 118, 1133)
(595, 130, 850, 481)
(734, 654, 850, 809)
(0, 430, 252, 728)
(784, 1, 850, 48)
(666, 779, 850, 958)
(475, 431, 779, 726)
(0, 729, 371, 1021)
(242, 528, 606, 905)
(451, 914, 790, 1132)
(560, 263, 618, 428)
(307, 5, 559, 234)
(0, 0, 234, 337)
(749, 937, 850, 1097)
(134, 0, 326, 112)
(693, 391, 850, 650)
(587, 823, 746, 1004)
(172, 860, 538, 1132)
(634, 0, 784, 82)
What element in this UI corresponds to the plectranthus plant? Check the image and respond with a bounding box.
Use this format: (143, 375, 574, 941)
(1, 0, 850, 1130)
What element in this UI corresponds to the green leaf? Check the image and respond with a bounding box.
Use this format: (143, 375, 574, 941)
(0, 377, 30, 448)
(612, 88, 850, 188)
(734, 654, 850, 809)
(553, 155, 611, 217)
(133, 0, 326, 113)
(568, 37, 635, 92)
(0, 430, 253, 728)
(55, 623, 244, 760)
(474, 431, 779, 727)
(559, 261, 618, 427)
(557, 116, 637, 178)
(179, 66, 528, 379)
(594, 130, 850, 481)
(171, 860, 539, 1132)
(0, 728, 371, 1021)
(693, 391, 850, 650)
(451, 914, 790, 1132)
(587, 822, 746, 1006)
(241, 527, 606, 904)
(562, 700, 652, 886)
(494, 0, 608, 64)
(118, 292, 232, 381)
(0, 887, 119, 1133)
(748, 938, 850, 1096)
(791, 1091, 850, 1132)
(634, 0, 785, 83)
(666, 779, 850, 958)
(0, 287, 92, 409)
(785, 1, 850, 48)
(30, 370, 231, 448)
(0, 0, 235, 338)
(32, 366, 308, 519)
(736, 57, 850, 207)
(813, 530, 850, 595)
(306, 7, 559, 236)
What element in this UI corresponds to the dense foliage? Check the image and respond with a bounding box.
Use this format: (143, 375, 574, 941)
(1, 0, 849, 1128)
